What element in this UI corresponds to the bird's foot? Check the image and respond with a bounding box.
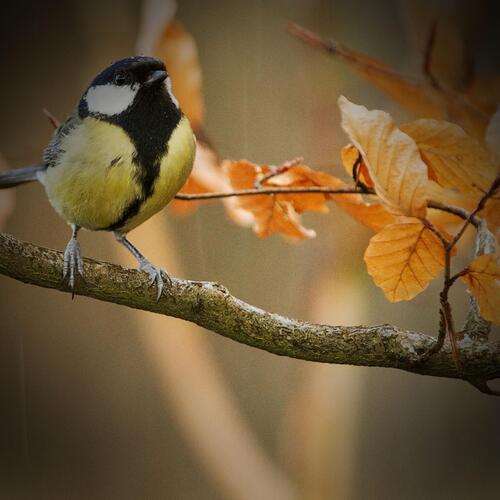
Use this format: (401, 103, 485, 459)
(139, 259, 172, 301)
(63, 238, 84, 296)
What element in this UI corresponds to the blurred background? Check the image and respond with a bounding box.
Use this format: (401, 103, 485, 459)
(1, 0, 499, 499)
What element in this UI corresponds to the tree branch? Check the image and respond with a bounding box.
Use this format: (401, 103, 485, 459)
(1, 232, 499, 386)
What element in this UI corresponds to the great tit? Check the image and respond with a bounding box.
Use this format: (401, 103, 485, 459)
(0, 56, 196, 299)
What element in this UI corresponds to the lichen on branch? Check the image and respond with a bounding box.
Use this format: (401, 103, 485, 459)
(1, 231, 499, 391)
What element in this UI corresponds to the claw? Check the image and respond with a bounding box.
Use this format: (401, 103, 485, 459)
(139, 261, 172, 301)
(113, 232, 173, 301)
(63, 237, 84, 297)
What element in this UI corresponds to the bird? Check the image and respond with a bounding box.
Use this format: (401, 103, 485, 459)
(0, 56, 196, 299)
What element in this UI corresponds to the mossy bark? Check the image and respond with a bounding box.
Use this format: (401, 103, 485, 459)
(1, 232, 499, 383)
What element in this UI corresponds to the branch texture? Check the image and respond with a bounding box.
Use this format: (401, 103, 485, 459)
(1, 232, 499, 383)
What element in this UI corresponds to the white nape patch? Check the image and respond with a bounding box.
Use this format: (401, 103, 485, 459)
(165, 77, 179, 109)
(85, 83, 138, 116)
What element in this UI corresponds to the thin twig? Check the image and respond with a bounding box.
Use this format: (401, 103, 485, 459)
(447, 176, 500, 253)
(287, 22, 336, 54)
(421, 218, 461, 370)
(420, 218, 449, 247)
(287, 22, 423, 83)
(43, 108, 60, 129)
(287, 21, 489, 127)
(254, 157, 304, 189)
(427, 201, 481, 228)
(422, 20, 440, 89)
(421, 177, 500, 370)
(178, 177, 498, 374)
(174, 186, 371, 201)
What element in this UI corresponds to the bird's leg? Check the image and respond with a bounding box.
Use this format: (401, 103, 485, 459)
(63, 224, 83, 297)
(114, 232, 172, 301)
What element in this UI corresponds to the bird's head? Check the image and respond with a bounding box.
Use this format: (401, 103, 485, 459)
(78, 56, 179, 119)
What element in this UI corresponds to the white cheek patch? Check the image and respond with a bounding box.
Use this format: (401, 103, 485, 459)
(85, 83, 138, 116)
(165, 77, 179, 109)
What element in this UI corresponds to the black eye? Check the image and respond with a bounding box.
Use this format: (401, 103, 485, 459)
(114, 72, 127, 86)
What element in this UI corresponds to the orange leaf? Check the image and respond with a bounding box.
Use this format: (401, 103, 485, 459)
(267, 165, 334, 214)
(267, 162, 397, 233)
(364, 218, 445, 302)
(334, 198, 397, 233)
(171, 143, 253, 226)
(461, 254, 500, 325)
(222, 160, 316, 239)
(340, 144, 374, 187)
(480, 198, 500, 241)
(153, 20, 205, 130)
(400, 119, 498, 193)
(339, 96, 429, 218)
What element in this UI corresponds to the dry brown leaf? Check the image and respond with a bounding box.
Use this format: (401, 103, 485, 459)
(335, 198, 397, 233)
(223, 160, 317, 239)
(153, 20, 205, 130)
(339, 96, 429, 218)
(266, 165, 335, 214)
(461, 253, 500, 325)
(170, 143, 253, 226)
(401, 119, 498, 193)
(364, 218, 445, 302)
(269, 162, 398, 233)
(223, 157, 403, 237)
(480, 198, 500, 240)
(338, 144, 405, 231)
(340, 144, 374, 187)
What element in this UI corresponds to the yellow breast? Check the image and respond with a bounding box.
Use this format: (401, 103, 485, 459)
(43, 116, 195, 232)
(121, 116, 195, 233)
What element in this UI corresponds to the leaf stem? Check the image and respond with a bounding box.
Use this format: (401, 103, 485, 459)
(253, 157, 304, 189)
(446, 176, 500, 253)
(421, 176, 499, 370)
(420, 218, 461, 369)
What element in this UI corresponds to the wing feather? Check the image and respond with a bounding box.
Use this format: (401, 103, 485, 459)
(43, 112, 82, 168)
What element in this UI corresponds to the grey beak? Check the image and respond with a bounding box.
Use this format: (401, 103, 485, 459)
(145, 70, 167, 86)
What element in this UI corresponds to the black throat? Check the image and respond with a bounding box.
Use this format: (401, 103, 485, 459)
(80, 84, 182, 231)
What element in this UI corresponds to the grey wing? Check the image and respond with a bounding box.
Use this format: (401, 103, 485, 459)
(43, 112, 82, 168)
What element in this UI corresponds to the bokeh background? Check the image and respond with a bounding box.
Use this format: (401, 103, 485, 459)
(1, 0, 499, 499)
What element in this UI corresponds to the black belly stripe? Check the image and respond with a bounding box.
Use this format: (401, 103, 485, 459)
(82, 83, 183, 232)
(107, 197, 143, 231)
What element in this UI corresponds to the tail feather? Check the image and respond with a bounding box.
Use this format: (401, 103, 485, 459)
(0, 165, 45, 189)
